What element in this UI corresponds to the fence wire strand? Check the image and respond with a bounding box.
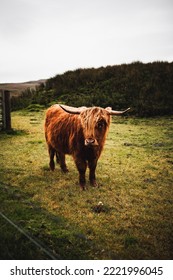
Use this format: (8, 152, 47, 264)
(0, 211, 58, 260)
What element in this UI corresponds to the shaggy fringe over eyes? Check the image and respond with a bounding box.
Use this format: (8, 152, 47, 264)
(80, 107, 110, 133)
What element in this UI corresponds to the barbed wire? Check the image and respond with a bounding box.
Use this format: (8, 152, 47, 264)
(0, 211, 58, 260)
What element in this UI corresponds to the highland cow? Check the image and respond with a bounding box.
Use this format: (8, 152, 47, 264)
(45, 104, 130, 190)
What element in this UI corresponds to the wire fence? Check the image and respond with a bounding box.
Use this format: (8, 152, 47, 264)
(0, 180, 60, 260)
(0, 211, 59, 260)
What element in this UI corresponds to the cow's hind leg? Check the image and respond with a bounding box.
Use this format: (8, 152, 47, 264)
(48, 145, 55, 171)
(57, 152, 69, 173)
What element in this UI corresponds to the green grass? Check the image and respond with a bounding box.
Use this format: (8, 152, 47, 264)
(0, 110, 173, 259)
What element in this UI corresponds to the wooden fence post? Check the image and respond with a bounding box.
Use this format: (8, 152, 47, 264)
(4, 90, 11, 130)
(0, 90, 3, 131)
(0, 90, 11, 131)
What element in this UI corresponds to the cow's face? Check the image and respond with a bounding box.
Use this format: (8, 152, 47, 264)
(80, 107, 111, 146)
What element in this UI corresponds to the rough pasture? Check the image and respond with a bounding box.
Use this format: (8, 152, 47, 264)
(0, 109, 173, 259)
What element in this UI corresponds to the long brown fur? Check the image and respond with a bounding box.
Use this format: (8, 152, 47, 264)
(45, 104, 111, 189)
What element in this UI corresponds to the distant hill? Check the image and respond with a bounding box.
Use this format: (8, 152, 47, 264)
(0, 79, 46, 97)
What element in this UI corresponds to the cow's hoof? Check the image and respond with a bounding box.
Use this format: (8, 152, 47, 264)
(90, 180, 98, 187)
(61, 165, 69, 173)
(62, 168, 69, 173)
(50, 161, 55, 171)
(80, 184, 86, 191)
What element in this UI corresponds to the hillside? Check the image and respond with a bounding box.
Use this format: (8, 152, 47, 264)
(0, 80, 46, 97)
(10, 62, 173, 116)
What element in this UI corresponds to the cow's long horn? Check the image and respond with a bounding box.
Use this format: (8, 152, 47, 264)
(105, 107, 131, 115)
(59, 104, 87, 114)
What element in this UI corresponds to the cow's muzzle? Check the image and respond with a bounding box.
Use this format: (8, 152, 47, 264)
(85, 138, 98, 146)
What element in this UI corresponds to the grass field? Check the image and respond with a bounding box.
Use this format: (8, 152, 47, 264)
(0, 109, 173, 260)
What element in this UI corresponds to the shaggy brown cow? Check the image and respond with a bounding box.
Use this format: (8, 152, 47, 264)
(45, 104, 130, 190)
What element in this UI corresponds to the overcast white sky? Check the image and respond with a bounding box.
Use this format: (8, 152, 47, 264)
(0, 0, 173, 83)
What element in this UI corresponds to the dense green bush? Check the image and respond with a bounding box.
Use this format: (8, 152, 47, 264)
(11, 62, 173, 116)
(26, 104, 45, 112)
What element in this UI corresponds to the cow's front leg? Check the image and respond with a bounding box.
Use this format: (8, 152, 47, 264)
(75, 157, 87, 190)
(88, 159, 98, 187)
